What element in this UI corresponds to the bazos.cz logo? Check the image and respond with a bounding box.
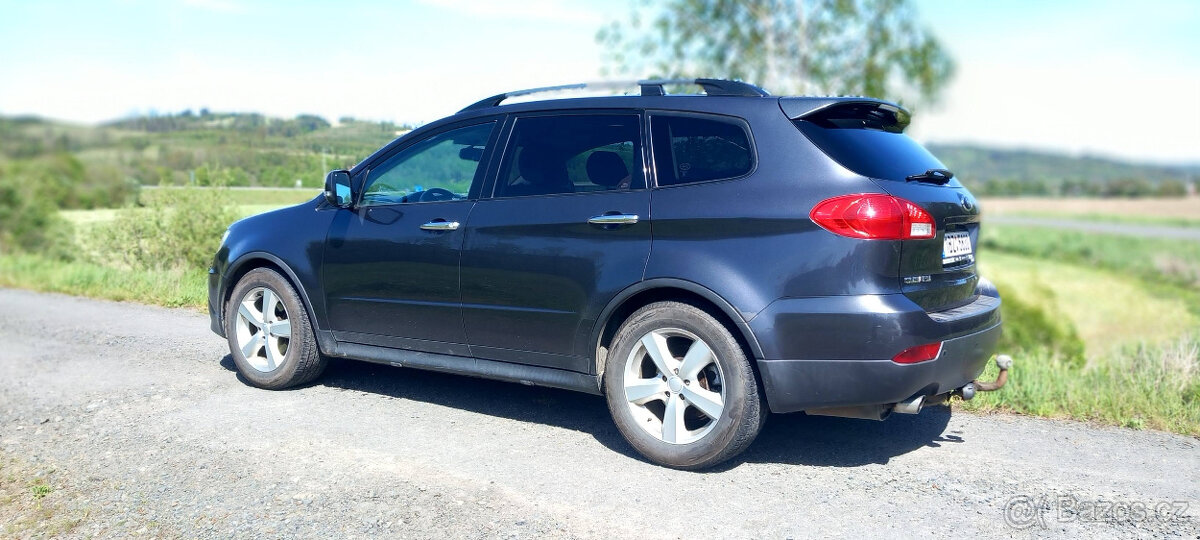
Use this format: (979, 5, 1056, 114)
(1003, 494, 1191, 529)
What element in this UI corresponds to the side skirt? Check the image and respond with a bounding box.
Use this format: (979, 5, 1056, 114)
(328, 341, 604, 396)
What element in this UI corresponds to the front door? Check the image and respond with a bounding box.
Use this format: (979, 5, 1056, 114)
(460, 113, 652, 372)
(323, 120, 499, 355)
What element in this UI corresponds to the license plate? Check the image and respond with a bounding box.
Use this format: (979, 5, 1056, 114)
(943, 231, 974, 266)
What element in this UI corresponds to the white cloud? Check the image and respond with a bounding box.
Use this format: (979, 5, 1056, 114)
(909, 55, 1200, 165)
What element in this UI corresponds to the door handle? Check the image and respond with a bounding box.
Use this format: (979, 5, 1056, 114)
(587, 214, 639, 226)
(420, 220, 460, 231)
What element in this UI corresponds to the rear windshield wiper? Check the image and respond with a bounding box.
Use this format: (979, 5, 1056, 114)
(905, 168, 954, 185)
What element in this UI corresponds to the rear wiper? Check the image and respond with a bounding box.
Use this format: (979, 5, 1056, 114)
(905, 168, 954, 185)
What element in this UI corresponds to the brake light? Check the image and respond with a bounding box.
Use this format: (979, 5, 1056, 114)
(810, 194, 936, 240)
(892, 342, 943, 364)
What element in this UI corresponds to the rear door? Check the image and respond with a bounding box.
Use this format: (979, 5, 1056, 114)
(459, 112, 652, 372)
(793, 103, 981, 312)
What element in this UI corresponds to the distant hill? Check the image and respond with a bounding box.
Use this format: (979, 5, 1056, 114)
(928, 144, 1199, 196)
(1, 112, 1194, 200)
(0, 111, 405, 192)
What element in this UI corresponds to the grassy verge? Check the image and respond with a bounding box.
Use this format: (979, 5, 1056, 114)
(0, 253, 206, 309)
(981, 252, 1199, 357)
(972, 226, 1200, 435)
(961, 338, 1200, 435)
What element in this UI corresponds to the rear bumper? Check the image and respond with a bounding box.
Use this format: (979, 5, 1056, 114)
(750, 286, 1002, 413)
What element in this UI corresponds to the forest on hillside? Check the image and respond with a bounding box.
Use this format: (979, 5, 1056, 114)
(0, 111, 1196, 212)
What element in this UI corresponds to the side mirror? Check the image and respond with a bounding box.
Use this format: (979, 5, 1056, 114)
(324, 170, 352, 207)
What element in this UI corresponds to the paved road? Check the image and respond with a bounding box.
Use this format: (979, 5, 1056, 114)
(987, 216, 1200, 241)
(0, 288, 1197, 538)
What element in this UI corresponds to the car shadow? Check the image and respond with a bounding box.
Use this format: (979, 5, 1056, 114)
(218, 355, 957, 469)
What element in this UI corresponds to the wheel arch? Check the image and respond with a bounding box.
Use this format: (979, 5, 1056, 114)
(590, 279, 765, 377)
(223, 252, 322, 340)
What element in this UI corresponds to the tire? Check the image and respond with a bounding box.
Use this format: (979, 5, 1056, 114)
(225, 268, 326, 390)
(604, 301, 766, 469)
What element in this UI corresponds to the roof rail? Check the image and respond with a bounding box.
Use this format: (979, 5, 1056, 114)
(458, 78, 770, 113)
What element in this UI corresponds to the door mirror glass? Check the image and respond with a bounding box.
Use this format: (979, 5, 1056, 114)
(324, 169, 352, 207)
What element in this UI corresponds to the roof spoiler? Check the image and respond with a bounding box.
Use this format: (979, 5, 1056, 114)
(459, 79, 770, 113)
(781, 97, 912, 132)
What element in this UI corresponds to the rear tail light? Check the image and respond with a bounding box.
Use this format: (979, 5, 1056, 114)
(810, 193, 936, 240)
(892, 342, 943, 364)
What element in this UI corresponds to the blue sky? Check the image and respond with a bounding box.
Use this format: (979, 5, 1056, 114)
(1, 0, 1197, 164)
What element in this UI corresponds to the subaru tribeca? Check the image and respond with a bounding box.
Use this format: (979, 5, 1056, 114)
(209, 79, 1005, 469)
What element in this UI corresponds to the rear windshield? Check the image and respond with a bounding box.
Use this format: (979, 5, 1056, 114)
(794, 119, 946, 182)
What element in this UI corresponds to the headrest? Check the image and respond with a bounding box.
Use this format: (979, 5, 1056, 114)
(586, 151, 628, 187)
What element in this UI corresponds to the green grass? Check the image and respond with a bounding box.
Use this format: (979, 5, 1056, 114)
(1002, 211, 1200, 228)
(961, 337, 1200, 435)
(61, 201, 298, 231)
(971, 226, 1200, 435)
(981, 224, 1200, 292)
(981, 252, 1199, 358)
(0, 253, 206, 309)
(140, 186, 319, 206)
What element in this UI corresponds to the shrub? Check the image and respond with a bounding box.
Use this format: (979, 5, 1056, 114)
(0, 165, 76, 260)
(98, 177, 239, 271)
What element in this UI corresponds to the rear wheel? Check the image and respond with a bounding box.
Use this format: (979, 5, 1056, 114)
(604, 301, 765, 469)
(225, 268, 326, 389)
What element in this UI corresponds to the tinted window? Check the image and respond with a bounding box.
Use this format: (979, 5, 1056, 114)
(651, 115, 753, 186)
(361, 121, 496, 206)
(495, 114, 644, 198)
(795, 118, 946, 183)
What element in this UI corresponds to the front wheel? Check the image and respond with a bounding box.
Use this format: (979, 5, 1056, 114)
(604, 301, 766, 469)
(225, 268, 326, 389)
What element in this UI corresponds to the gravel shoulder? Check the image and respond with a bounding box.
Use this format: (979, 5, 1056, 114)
(0, 288, 1197, 538)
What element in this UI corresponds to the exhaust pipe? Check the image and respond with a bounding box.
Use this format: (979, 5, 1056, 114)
(893, 394, 925, 414)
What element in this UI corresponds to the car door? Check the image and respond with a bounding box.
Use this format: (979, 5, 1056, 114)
(323, 120, 500, 356)
(459, 112, 652, 373)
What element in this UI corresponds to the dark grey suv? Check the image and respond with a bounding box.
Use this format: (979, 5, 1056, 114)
(209, 79, 1004, 469)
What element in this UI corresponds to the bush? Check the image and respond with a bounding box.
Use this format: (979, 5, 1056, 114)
(10, 153, 137, 209)
(0, 165, 76, 260)
(98, 179, 239, 271)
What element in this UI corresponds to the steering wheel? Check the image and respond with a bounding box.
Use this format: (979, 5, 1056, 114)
(418, 187, 456, 202)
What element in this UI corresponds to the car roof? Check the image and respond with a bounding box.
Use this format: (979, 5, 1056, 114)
(350, 80, 907, 174)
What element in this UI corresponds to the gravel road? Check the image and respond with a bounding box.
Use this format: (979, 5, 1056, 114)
(1, 288, 1197, 538)
(986, 216, 1200, 241)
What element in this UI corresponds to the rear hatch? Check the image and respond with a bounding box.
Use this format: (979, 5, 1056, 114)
(790, 100, 980, 312)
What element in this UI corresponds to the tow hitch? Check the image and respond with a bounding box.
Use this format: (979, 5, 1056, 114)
(894, 355, 1013, 414)
(972, 354, 1012, 393)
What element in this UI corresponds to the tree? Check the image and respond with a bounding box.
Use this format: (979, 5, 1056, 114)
(597, 0, 955, 105)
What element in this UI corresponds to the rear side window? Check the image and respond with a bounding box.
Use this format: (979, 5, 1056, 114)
(794, 104, 947, 182)
(494, 114, 644, 198)
(651, 115, 753, 186)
